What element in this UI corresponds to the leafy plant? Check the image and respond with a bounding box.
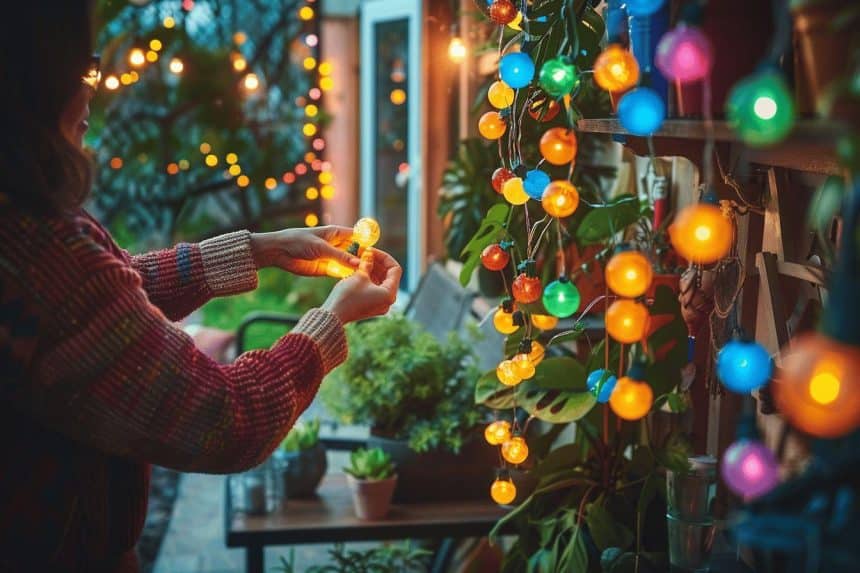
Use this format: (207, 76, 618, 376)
(321, 315, 484, 454)
(275, 542, 431, 573)
(344, 448, 396, 481)
(280, 418, 321, 453)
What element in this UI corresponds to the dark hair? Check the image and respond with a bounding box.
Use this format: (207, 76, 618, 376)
(0, 1, 94, 214)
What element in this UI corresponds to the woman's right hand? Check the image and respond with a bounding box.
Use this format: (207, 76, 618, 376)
(322, 248, 401, 324)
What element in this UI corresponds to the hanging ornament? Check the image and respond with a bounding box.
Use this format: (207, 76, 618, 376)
(512, 271, 543, 304)
(721, 438, 780, 499)
(501, 435, 529, 464)
(494, 300, 520, 334)
(502, 177, 530, 205)
(605, 299, 650, 343)
(524, 169, 551, 200)
(716, 338, 773, 393)
(481, 243, 510, 271)
(618, 87, 666, 136)
(492, 167, 515, 194)
(499, 52, 535, 89)
(478, 111, 507, 140)
(542, 277, 581, 318)
(625, 0, 666, 17)
(669, 200, 733, 265)
(531, 314, 559, 330)
(593, 44, 640, 93)
(496, 359, 523, 386)
(528, 341, 546, 366)
(541, 181, 580, 218)
(512, 353, 536, 379)
(528, 96, 561, 122)
(726, 70, 796, 147)
(539, 128, 577, 166)
(587, 369, 618, 403)
(485, 420, 512, 445)
(344, 218, 381, 256)
(488, 80, 516, 109)
(488, 0, 517, 25)
(605, 248, 654, 299)
(538, 57, 580, 97)
(655, 24, 714, 83)
(609, 361, 654, 420)
(506, 10, 524, 31)
(490, 476, 517, 505)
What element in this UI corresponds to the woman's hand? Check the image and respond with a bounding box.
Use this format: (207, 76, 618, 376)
(322, 248, 402, 324)
(250, 226, 360, 277)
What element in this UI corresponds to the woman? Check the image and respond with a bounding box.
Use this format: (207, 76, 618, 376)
(0, 2, 401, 571)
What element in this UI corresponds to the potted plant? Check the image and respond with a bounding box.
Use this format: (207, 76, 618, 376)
(276, 418, 327, 498)
(344, 448, 398, 520)
(321, 315, 496, 502)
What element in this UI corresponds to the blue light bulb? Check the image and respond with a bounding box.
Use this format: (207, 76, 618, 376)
(717, 339, 773, 393)
(500, 52, 535, 90)
(524, 169, 551, 200)
(587, 369, 618, 403)
(618, 87, 665, 136)
(625, 0, 666, 17)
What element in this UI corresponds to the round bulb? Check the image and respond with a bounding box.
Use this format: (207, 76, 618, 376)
(497, 360, 523, 387)
(541, 181, 580, 218)
(528, 341, 546, 366)
(492, 167, 515, 194)
(499, 52, 535, 89)
(618, 87, 666, 136)
(448, 37, 467, 63)
(512, 353, 536, 379)
(716, 339, 773, 393)
(353, 218, 381, 248)
(774, 332, 860, 438)
(512, 273, 543, 304)
(721, 439, 780, 499)
(605, 250, 654, 298)
(542, 278, 581, 318)
(538, 58, 580, 97)
(488, 0, 518, 25)
(481, 244, 510, 271)
(502, 177, 529, 206)
(609, 376, 654, 420)
(478, 111, 507, 140)
(587, 369, 618, 403)
(485, 420, 511, 445)
(539, 128, 577, 166)
(488, 80, 516, 109)
(594, 44, 640, 93)
(501, 436, 529, 464)
(669, 203, 733, 264)
(655, 25, 713, 83)
(494, 308, 520, 335)
(726, 71, 796, 147)
(490, 477, 517, 505)
(625, 0, 666, 17)
(524, 169, 551, 200)
(605, 299, 649, 344)
(531, 314, 559, 330)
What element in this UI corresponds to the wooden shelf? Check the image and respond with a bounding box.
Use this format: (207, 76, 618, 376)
(576, 118, 845, 175)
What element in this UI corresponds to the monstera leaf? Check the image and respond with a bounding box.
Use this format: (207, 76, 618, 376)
(575, 194, 640, 245)
(458, 203, 510, 287)
(475, 370, 517, 409)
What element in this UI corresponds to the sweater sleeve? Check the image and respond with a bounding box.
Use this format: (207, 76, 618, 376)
(15, 228, 347, 474)
(128, 231, 259, 321)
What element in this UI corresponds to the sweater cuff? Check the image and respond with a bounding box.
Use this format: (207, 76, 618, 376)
(199, 231, 258, 296)
(292, 308, 348, 375)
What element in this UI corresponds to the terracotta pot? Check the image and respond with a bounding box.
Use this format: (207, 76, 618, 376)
(346, 474, 397, 520)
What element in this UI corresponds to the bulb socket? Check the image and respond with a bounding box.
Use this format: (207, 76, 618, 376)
(518, 338, 533, 355)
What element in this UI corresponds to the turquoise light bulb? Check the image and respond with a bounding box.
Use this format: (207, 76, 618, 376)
(542, 278, 581, 318)
(524, 169, 551, 200)
(726, 71, 795, 147)
(618, 87, 665, 136)
(538, 58, 580, 97)
(587, 369, 618, 403)
(717, 339, 773, 393)
(499, 52, 535, 89)
(626, 0, 666, 17)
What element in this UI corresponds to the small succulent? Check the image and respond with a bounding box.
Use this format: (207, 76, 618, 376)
(343, 448, 395, 481)
(280, 419, 321, 453)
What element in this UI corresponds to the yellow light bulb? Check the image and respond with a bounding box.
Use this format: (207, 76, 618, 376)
(501, 436, 528, 465)
(324, 259, 355, 279)
(531, 314, 559, 331)
(149, 39, 163, 52)
(169, 57, 184, 74)
(493, 308, 519, 335)
(305, 213, 320, 227)
(243, 73, 260, 91)
(303, 56, 317, 70)
(146, 50, 159, 63)
(352, 218, 380, 248)
(511, 353, 535, 380)
(502, 177, 529, 206)
(529, 341, 546, 366)
(448, 37, 467, 63)
(320, 77, 334, 91)
(237, 175, 250, 188)
(204, 154, 218, 167)
(320, 185, 335, 200)
(488, 80, 515, 109)
(129, 48, 146, 67)
(306, 187, 320, 200)
(484, 420, 511, 446)
(228, 164, 242, 176)
(299, 6, 314, 20)
(490, 478, 517, 505)
(104, 75, 120, 90)
(264, 177, 277, 190)
(506, 10, 524, 31)
(318, 171, 334, 185)
(390, 89, 407, 105)
(496, 360, 522, 387)
(305, 104, 319, 118)
(226, 153, 239, 165)
(318, 61, 334, 76)
(303, 123, 318, 137)
(233, 56, 248, 72)
(163, 16, 176, 29)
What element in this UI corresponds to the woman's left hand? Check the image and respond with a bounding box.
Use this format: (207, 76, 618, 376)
(250, 226, 360, 277)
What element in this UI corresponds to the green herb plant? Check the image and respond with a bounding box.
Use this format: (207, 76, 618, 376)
(344, 448, 396, 481)
(280, 418, 321, 453)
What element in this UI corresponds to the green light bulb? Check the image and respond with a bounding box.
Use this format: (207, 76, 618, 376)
(726, 70, 795, 147)
(542, 277, 581, 318)
(538, 58, 580, 98)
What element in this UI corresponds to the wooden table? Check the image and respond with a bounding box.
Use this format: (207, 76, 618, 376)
(225, 473, 508, 573)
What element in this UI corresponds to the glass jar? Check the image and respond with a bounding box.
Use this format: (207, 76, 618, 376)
(231, 454, 288, 515)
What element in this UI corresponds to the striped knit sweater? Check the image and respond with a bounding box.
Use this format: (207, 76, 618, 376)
(0, 206, 347, 572)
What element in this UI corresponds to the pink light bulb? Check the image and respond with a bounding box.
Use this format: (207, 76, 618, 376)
(721, 439, 780, 499)
(655, 24, 713, 83)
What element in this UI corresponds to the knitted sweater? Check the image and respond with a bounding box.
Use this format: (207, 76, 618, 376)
(0, 207, 347, 571)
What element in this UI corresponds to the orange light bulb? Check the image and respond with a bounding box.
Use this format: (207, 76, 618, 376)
(528, 341, 546, 366)
(493, 308, 519, 335)
(512, 353, 536, 379)
(512, 273, 542, 304)
(605, 250, 654, 298)
(501, 436, 529, 464)
(539, 127, 577, 166)
(490, 477, 517, 505)
(481, 244, 510, 271)
(669, 203, 733, 265)
(485, 420, 512, 445)
(324, 260, 355, 279)
(594, 44, 640, 93)
(605, 299, 650, 343)
(502, 177, 529, 205)
(531, 314, 559, 330)
(609, 376, 654, 420)
(496, 360, 523, 387)
(541, 181, 580, 218)
(478, 111, 507, 140)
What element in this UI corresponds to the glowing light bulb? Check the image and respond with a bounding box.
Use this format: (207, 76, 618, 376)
(625, 0, 666, 17)
(539, 127, 577, 166)
(104, 75, 120, 90)
(726, 71, 795, 147)
(669, 203, 733, 264)
(478, 111, 507, 140)
(488, 0, 518, 25)
(494, 308, 519, 335)
(618, 87, 665, 136)
(129, 48, 146, 67)
(352, 218, 381, 249)
(169, 57, 184, 75)
(512, 273, 542, 304)
(501, 436, 528, 464)
(485, 420, 511, 445)
(587, 369, 618, 403)
(531, 314, 559, 330)
(481, 244, 510, 271)
(390, 89, 407, 105)
(721, 439, 779, 499)
(488, 81, 515, 109)
(490, 477, 517, 505)
(717, 339, 773, 393)
(655, 25, 713, 83)
(163, 16, 176, 29)
(541, 181, 580, 218)
(205, 154, 218, 167)
(232, 55, 248, 72)
(491, 167, 515, 194)
(609, 376, 654, 420)
(324, 260, 356, 279)
(499, 52, 535, 89)
(528, 341, 546, 366)
(542, 278, 581, 318)
(512, 353, 536, 380)
(594, 44, 640, 93)
(448, 37, 467, 63)
(502, 177, 529, 205)
(605, 299, 649, 344)
(243, 73, 260, 91)
(538, 58, 580, 97)
(605, 250, 653, 298)
(298, 6, 314, 20)
(524, 169, 551, 200)
(497, 360, 523, 387)
(506, 10, 523, 30)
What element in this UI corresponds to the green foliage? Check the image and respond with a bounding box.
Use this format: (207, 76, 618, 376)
(280, 418, 321, 453)
(275, 543, 431, 573)
(321, 315, 483, 454)
(457, 203, 510, 287)
(343, 448, 396, 481)
(575, 194, 641, 245)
